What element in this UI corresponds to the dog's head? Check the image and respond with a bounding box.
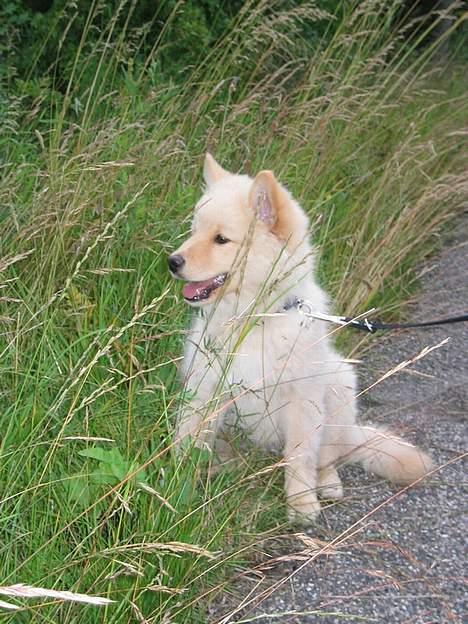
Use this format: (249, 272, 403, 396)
(168, 154, 309, 307)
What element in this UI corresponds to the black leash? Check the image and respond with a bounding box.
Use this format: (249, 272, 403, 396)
(341, 313, 468, 334)
(283, 297, 468, 334)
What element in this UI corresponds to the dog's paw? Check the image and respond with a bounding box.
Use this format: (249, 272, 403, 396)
(287, 495, 321, 526)
(207, 457, 233, 479)
(319, 482, 344, 500)
(317, 467, 344, 500)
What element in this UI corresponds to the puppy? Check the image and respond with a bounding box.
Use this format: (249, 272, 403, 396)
(168, 153, 433, 524)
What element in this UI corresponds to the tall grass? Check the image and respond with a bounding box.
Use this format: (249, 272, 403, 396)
(0, 0, 467, 621)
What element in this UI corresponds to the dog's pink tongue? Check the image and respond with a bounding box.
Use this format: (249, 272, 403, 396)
(182, 279, 212, 300)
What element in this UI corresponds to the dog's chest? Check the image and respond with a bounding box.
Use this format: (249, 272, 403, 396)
(203, 315, 314, 448)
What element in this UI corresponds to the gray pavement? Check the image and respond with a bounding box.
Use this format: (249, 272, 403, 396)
(213, 217, 467, 623)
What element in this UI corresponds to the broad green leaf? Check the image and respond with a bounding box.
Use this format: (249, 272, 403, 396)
(89, 470, 117, 486)
(78, 447, 114, 463)
(109, 461, 128, 481)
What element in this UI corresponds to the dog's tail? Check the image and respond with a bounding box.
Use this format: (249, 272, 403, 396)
(344, 424, 433, 484)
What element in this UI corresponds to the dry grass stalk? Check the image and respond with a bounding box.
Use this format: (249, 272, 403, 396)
(99, 541, 219, 559)
(0, 583, 113, 606)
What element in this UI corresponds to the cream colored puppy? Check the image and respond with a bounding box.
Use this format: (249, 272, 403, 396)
(168, 154, 433, 524)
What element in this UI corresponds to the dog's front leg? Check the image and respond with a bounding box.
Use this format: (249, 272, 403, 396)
(175, 383, 225, 453)
(175, 401, 215, 451)
(282, 402, 323, 525)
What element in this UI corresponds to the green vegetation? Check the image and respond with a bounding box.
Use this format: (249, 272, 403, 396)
(0, 0, 467, 621)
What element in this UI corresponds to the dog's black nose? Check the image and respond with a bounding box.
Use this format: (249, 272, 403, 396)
(168, 254, 185, 273)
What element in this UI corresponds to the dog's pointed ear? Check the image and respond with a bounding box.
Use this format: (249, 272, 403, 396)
(249, 170, 291, 239)
(203, 153, 229, 186)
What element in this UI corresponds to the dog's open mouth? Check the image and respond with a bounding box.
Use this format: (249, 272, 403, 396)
(182, 273, 227, 302)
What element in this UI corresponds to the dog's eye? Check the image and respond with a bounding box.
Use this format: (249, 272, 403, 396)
(214, 234, 230, 245)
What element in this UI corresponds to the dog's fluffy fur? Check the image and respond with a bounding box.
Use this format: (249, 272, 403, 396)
(169, 154, 433, 524)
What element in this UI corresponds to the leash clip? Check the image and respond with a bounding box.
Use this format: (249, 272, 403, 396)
(348, 317, 376, 333)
